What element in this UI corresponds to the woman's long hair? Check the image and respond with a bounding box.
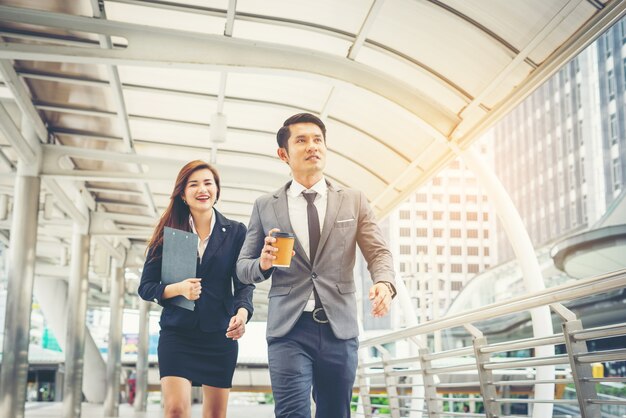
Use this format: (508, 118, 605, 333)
(146, 160, 221, 252)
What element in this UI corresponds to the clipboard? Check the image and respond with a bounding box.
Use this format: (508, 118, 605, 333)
(162, 226, 198, 311)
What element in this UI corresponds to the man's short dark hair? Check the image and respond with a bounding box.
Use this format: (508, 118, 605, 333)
(276, 113, 326, 149)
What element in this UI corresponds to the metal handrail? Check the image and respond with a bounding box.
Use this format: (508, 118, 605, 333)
(354, 269, 626, 418)
(360, 269, 626, 348)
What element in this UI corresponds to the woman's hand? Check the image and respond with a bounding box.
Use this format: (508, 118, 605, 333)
(226, 308, 248, 340)
(176, 278, 202, 301)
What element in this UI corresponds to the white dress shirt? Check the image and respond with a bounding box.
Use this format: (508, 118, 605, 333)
(189, 209, 216, 259)
(287, 177, 327, 311)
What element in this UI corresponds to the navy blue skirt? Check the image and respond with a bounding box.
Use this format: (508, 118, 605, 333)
(158, 327, 238, 388)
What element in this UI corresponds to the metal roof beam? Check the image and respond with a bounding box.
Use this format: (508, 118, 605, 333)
(0, 60, 90, 228)
(347, 0, 385, 60)
(90, 0, 159, 218)
(0, 5, 457, 138)
(20, 70, 412, 161)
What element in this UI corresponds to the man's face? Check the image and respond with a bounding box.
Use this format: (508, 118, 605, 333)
(278, 122, 327, 177)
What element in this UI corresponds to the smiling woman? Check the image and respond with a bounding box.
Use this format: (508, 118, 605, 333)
(138, 160, 255, 418)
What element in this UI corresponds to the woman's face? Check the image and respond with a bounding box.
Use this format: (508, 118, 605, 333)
(182, 168, 218, 215)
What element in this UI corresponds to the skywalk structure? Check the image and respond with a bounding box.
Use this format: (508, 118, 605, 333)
(0, 1, 625, 418)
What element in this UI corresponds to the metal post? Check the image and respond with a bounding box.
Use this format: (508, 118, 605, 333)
(62, 227, 91, 418)
(378, 345, 400, 418)
(395, 276, 425, 418)
(356, 349, 373, 418)
(104, 259, 125, 416)
(0, 159, 41, 418)
(411, 337, 441, 417)
(466, 324, 499, 418)
(553, 303, 600, 418)
(135, 299, 151, 411)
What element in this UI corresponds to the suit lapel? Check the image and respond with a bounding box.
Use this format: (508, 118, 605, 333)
(272, 182, 309, 266)
(200, 210, 229, 266)
(316, 181, 343, 260)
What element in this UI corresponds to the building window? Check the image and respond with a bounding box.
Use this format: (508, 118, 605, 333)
(581, 157, 585, 183)
(468, 264, 480, 274)
(416, 245, 428, 255)
(451, 281, 463, 291)
(608, 70, 615, 99)
(449, 195, 461, 203)
(451, 264, 463, 273)
(416, 193, 427, 202)
(613, 158, 622, 191)
(400, 263, 406, 273)
(433, 229, 443, 238)
(432, 177, 441, 185)
(467, 229, 478, 238)
(450, 212, 461, 220)
(467, 212, 478, 221)
(483, 212, 489, 221)
(450, 229, 462, 238)
(400, 210, 410, 220)
(451, 246, 462, 256)
(416, 210, 427, 219)
(400, 227, 411, 237)
(433, 211, 443, 220)
(605, 32, 612, 57)
(610, 114, 618, 145)
(417, 228, 427, 237)
(468, 247, 479, 256)
(400, 245, 411, 255)
(484, 247, 490, 256)
(484, 230, 490, 238)
(578, 119, 583, 146)
(436, 246, 444, 255)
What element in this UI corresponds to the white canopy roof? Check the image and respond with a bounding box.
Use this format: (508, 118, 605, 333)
(0, 0, 623, 314)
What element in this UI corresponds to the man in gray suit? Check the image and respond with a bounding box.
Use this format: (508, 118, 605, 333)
(237, 113, 395, 417)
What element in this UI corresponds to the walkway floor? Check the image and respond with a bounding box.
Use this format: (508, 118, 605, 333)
(25, 402, 275, 417)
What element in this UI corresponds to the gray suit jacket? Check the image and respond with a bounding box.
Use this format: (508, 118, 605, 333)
(236, 180, 395, 340)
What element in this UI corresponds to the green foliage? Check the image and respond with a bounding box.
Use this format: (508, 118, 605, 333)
(351, 394, 390, 413)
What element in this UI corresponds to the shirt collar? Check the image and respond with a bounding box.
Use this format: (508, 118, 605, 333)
(188, 208, 216, 241)
(288, 176, 327, 197)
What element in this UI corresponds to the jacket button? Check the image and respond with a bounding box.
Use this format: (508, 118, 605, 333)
(153, 298, 158, 303)
(311, 273, 317, 279)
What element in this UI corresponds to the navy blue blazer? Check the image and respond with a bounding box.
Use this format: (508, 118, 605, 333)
(138, 209, 254, 332)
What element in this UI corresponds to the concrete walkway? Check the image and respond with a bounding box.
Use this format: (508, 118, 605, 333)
(25, 402, 275, 418)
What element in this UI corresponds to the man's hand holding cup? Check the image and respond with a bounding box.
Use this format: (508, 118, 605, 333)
(260, 228, 295, 271)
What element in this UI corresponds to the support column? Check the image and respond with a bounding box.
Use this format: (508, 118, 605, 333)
(135, 299, 151, 412)
(453, 145, 555, 417)
(34, 276, 107, 402)
(104, 259, 125, 416)
(62, 227, 91, 418)
(0, 159, 41, 418)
